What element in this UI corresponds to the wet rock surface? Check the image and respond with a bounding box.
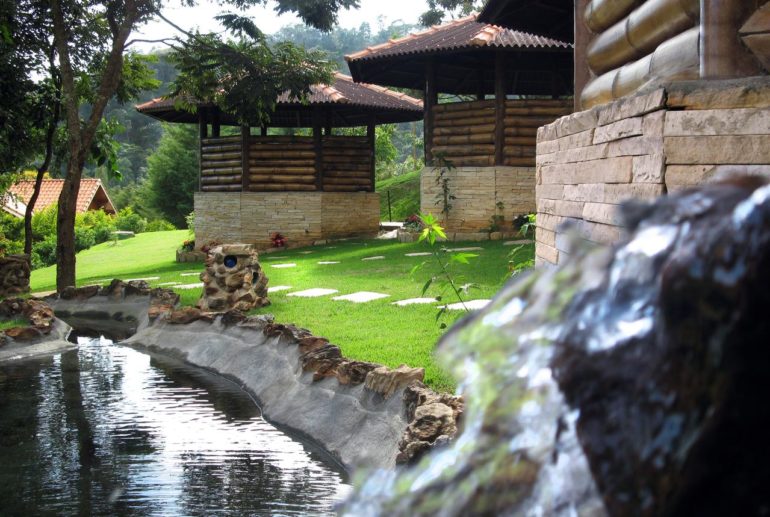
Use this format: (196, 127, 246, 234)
(198, 244, 269, 313)
(344, 179, 770, 516)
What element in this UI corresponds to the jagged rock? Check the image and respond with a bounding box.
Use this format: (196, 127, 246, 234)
(198, 243, 269, 313)
(4, 326, 41, 340)
(364, 364, 425, 399)
(0, 254, 30, 297)
(297, 336, 330, 354)
(404, 382, 464, 421)
(395, 440, 432, 464)
(165, 307, 214, 325)
(336, 361, 379, 386)
(301, 344, 344, 380)
(0, 297, 56, 341)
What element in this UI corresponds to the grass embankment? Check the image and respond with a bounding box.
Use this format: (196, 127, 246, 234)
(31, 230, 533, 391)
(0, 319, 29, 331)
(377, 170, 420, 222)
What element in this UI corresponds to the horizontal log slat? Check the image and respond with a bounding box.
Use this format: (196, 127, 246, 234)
(503, 146, 537, 158)
(434, 124, 496, 136)
(504, 107, 573, 116)
(504, 137, 538, 146)
(323, 185, 369, 192)
(248, 135, 313, 144)
(200, 144, 242, 154)
(201, 136, 241, 145)
(435, 115, 497, 127)
(249, 150, 316, 159)
(247, 184, 317, 192)
(249, 166, 315, 175)
(323, 170, 372, 179)
(431, 144, 496, 156)
(434, 107, 496, 121)
(322, 164, 370, 173)
(433, 100, 496, 113)
(249, 174, 316, 184)
(201, 174, 242, 185)
(248, 159, 315, 168)
(443, 155, 495, 166)
(201, 167, 243, 175)
(201, 159, 241, 168)
(503, 157, 536, 166)
(433, 134, 494, 145)
(322, 177, 372, 186)
(504, 127, 539, 137)
(200, 151, 242, 161)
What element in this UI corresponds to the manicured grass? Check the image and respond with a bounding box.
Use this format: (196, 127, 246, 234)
(377, 170, 421, 222)
(0, 319, 29, 331)
(31, 230, 533, 391)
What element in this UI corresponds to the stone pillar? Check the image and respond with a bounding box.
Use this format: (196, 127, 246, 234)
(198, 244, 269, 313)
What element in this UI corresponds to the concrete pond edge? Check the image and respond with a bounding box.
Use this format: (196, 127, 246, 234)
(6, 280, 463, 473)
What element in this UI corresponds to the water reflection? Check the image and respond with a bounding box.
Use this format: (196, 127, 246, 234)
(0, 337, 349, 515)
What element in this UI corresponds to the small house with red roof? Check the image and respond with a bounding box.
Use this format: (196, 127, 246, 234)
(4, 178, 116, 218)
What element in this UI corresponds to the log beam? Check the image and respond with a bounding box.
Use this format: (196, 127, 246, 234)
(700, 0, 762, 79)
(313, 108, 323, 191)
(241, 125, 249, 192)
(424, 60, 438, 165)
(368, 116, 376, 192)
(494, 51, 506, 166)
(575, 0, 593, 111)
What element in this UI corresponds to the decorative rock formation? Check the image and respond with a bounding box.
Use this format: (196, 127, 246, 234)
(0, 255, 30, 297)
(198, 244, 269, 313)
(397, 383, 464, 464)
(0, 298, 55, 342)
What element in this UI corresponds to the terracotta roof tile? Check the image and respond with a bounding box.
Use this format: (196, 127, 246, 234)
(7, 179, 115, 215)
(345, 13, 570, 63)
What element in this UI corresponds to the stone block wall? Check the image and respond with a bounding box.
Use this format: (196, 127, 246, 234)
(420, 165, 535, 234)
(535, 79, 770, 266)
(194, 191, 379, 249)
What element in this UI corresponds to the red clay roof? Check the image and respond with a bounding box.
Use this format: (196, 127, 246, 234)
(345, 13, 570, 63)
(136, 72, 423, 121)
(7, 179, 116, 215)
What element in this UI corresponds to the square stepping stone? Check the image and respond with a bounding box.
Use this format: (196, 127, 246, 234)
(180, 272, 200, 277)
(271, 263, 297, 269)
(268, 285, 292, 293)
(264, 256, 288, 260)
(446, 247, 484, 252)
(288, 288, 339, 298)
(126, 276, 160, 282)
(362, 256, 386, 261)
(299, 251, 314, 255)
(333, 292, 390, 303)
(176, 283, 204, 290)
(440, 299, 491, 311)
(405, 252, 432, 257)
(318, 261, 340, 265)
(393, 297, 437, 306)
(158, 282, 181, 287)
(504, 240, 532, 246)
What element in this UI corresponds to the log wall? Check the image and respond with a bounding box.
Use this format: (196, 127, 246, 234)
(200, 136, 244, 192)
(430, 99, 572, 167)
(322, 135, 373, 192)
(198, 134, 375, 193)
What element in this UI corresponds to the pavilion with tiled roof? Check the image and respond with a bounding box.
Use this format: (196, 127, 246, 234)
(345, 13, 574, 238)
(5, 179, 115, 218)
(137, 73, 423, 249)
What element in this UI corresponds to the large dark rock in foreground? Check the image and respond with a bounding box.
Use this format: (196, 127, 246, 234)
(343, 177, 770, 516)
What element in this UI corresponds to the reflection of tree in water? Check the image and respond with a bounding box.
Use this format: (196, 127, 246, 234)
(178, 453, 339, 515)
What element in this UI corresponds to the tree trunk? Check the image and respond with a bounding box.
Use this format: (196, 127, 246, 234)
(56, 157, 83, 291)
(23, 170, 46, 257)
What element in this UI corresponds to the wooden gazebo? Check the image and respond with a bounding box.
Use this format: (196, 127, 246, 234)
(345, 14, 573, 237)
(137, 73, 422, 248)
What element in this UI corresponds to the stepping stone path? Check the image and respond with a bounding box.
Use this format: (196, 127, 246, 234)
(504, 240, 531, 246)
(318, 261, 340, 265)
(333, 292, 390, 303)
(264, 256, 288, 260)
(440, 299, 491, 311)
(271, 263, 297, 269)
(158, 282, 181, 287)
(362, 256, 386, 261)
(268, 285, 292, 293)
(126, 277, 160, 282)
(176, 283, 204, 290)
(288, 288, 339, 298)
(393, 298, 437, 306)
(299, 251, 314, 255)
(405, 252, 432, 257)
(446, 247, 484, 252)
(180, 272, 200, 277)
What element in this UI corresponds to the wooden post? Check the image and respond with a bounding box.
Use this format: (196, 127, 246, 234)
(198, 107, 208, 139)
(367, 116, 376, 192)
(325, 110, 333, 136)
(574, 0, 593, 112)
(700, 0, 761, 79)
(494, 52, 506, 166)
(241, 125, 250, 192)
(261, 125, 268, 137)
(313, 108, 323, 191)
(424, 60, 438, 166)
(212, 108, 221, 138)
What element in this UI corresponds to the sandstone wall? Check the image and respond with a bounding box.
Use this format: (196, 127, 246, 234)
(535, 79, 770, 266)
(419, 165, 534, 234)
(194, 191, 379, 249)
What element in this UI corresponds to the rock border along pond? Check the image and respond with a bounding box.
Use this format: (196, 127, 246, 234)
(16, 280, 463, 472)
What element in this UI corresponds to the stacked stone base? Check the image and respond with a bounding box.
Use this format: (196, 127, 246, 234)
(419, 165, 535, 237)
(535, 77, 770, 266)
(194, 191, 380, 250)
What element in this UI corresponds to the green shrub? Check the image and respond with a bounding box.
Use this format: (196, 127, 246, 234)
(115, 207, 147, 234)
(77, 209, 116, 244)
(31, 203, 58, 240)
(32, 236, 57, 268)
(75, 226, 96, 252)
(145, 219, 176, 232)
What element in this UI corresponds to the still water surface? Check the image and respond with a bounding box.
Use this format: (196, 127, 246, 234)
(0, 337, 350, 515)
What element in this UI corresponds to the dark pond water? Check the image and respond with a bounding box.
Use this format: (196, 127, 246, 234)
(0, 337, 350, 516)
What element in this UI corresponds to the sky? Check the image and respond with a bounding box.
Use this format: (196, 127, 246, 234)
(133, 0, 429, 52)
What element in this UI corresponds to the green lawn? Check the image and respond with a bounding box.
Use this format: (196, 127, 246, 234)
(31, 230, 532, 391)
(377, 170, 420, 222)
